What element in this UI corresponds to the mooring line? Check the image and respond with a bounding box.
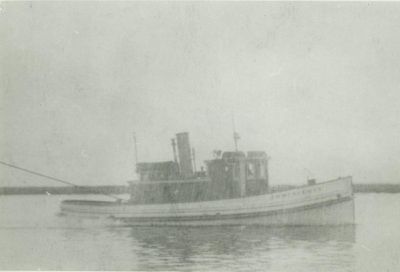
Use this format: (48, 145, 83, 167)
(0, 160, 123, 201)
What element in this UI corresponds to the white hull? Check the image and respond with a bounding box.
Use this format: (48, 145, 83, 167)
(60, 177, 355, 226)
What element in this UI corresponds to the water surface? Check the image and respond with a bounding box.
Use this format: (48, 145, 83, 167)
(0, 194, 399, 271)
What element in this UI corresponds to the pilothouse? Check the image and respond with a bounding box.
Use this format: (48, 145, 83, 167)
(130, 132, 270, 204)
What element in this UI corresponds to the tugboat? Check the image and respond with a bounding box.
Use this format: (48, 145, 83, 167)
(60, 132, 355, 226)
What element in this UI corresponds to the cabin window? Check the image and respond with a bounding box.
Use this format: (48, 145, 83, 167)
(234, 164, 240, 178)
(259, 162, 265, 178)
(247, 163, 255, 179)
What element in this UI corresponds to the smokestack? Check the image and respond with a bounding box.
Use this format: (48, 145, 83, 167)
(176, 132, 193, 178)
(171, 138, 178, 164)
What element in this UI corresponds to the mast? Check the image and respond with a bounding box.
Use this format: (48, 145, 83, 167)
(232, 114, 240, 152)
(133, 132, 139, 164)
(192, 147, 197, 172)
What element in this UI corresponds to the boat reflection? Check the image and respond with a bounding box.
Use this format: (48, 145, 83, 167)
(125, 225, 355, 270)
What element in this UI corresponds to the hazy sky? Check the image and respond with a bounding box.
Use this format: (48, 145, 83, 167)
(1, 2, 399, 186)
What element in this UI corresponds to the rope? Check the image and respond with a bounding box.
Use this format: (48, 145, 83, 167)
(0, 160, 123, 201)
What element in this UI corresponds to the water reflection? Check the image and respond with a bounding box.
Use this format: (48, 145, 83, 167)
(124, 225, 355, 271)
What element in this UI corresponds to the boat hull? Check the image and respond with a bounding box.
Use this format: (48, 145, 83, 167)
(115, 197, 354, 226)
(60, 177, 355, 226)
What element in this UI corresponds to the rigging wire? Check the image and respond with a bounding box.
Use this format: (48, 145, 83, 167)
(0, 160, 123, 201)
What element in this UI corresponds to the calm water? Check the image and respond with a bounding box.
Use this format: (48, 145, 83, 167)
(0, 194, 399, 271)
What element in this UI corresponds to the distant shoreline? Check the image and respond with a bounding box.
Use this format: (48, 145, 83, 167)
(0, 185, 128, 196)
(0, 183, 399, 195)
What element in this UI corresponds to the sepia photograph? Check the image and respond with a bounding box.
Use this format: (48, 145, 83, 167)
(0, 1, 399, 271)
